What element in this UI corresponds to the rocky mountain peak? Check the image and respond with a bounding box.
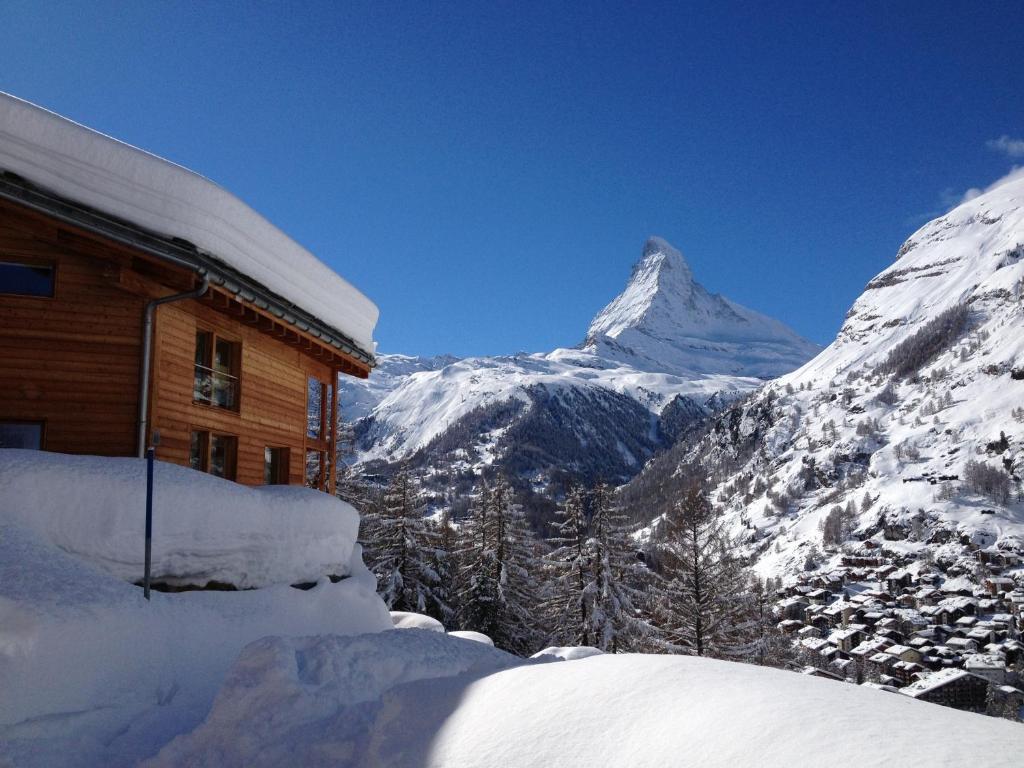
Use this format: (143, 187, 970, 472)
(583, 237, 820, 379)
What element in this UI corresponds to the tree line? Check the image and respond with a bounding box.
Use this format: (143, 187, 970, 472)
(355, 468, 793, 666)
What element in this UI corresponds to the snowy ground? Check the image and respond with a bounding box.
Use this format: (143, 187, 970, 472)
(0, 524, 391, 768)
(0, 450, 363, 589)
(4, 450, 1022, 766)
(146, 631, 1024, 768)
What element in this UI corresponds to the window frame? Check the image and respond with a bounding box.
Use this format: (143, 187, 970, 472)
(209, 433, 238, 481)
(0, 257, 56, 299)
(193, 327, 242, 413)
(189, 429, 238, 481)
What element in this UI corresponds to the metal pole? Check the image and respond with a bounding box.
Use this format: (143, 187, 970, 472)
(144, 447, 154, 600)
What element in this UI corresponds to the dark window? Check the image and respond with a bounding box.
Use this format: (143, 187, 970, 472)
(189, 430, 209, 471)
(0, 261, 54, 297)
(194, 331, 240, 410)
(209, 434, 237, 480)
(264, 447, 290, 484)
(0, 421, 44, 449)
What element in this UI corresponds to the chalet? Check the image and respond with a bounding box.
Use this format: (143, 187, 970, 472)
(901, 669, 990, 713)
(0, 93, 376, 492)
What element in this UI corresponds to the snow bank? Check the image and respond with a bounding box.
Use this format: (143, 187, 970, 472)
(530, 645, 603, 661)
(0, 449, 359, 588)
(145, 631, 521, 768)
(390, 611, 446, 632)
(0, 524, 392, 768)
(0, 92, 377, 354)
(448, 631, 494, 646)
(146, 636, 1024, 767)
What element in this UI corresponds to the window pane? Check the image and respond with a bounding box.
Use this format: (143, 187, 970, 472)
(265, 447, 288, 485)
(210, 434, 236, 480)
(189, 431, 208, 471)
(0, 262, 54, 297)
(195, 331, 212, 367)
(305, 449, 323, 489)
(212, 372, 237, 409)
(307, 377, 322, 439)
(0, 422, 43, 449)
(214, 339, 235, 375)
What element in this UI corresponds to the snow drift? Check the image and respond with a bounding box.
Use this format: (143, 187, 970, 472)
(0, 523, 392, 768)
(147, 631, 1024, 767)
(0, 449, 361, 588)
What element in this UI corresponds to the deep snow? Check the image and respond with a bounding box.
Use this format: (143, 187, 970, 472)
(0, 450, 363, 589)
(145, 631, 1024, 768)
(0, 92, 377, 355)
(0, 524, 392, 768)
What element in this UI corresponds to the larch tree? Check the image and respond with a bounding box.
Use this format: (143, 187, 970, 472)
(457, 476, 544, 655)
(542, 485, 593, 647)
(657, 483, 753, 658)
(361, 468, 444, 616)
(588, 482, 652, 652)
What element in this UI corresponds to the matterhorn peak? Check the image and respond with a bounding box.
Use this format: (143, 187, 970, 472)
(583, 237, 820, 378)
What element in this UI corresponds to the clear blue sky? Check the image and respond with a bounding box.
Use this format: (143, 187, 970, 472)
(2, 2, 1022, 357)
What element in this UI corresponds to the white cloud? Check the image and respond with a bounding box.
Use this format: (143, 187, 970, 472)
(949, 165, 1024, 209)
(986, 135, 1024, 158)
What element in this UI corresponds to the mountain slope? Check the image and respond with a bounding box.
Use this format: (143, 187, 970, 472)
(341, 237, 819, 490)
(630, 173, 1024, 577)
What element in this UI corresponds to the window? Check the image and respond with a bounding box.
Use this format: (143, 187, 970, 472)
(306, 376, 324, 439)
(194, 330, 240, 410)
(0, 261, 54, 297)
(305, 376, 333, 491)
(0, 421, 44, 449)
(305, 448, 325, 490)
(264, 447, 289, 485)
(189, 430, 209, 471)
(189, 430, 237, 481)
(209, 434, 237, 480)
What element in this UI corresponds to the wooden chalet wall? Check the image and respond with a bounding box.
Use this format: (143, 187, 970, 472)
(1, 196, 368, 491)
(0, 200, 144, 455)
(151, 299, 334, 486)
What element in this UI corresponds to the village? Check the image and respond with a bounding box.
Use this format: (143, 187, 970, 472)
(775, 535, 1024, 718)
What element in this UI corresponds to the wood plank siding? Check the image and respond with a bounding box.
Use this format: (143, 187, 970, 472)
(150, 298, 334, 486)
(0, 200, 145, 456)
(0, 196, 366, 492)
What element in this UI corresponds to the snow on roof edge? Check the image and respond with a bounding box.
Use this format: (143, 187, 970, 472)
(0, 91, 378, 358)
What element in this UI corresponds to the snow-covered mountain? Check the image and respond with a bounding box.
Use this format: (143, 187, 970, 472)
(630, 171, 1024, 578)
(584, 237, 821, 378)
(341, 238, 819, 487)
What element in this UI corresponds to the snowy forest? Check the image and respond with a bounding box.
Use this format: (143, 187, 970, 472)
(351, 465, 788, 664)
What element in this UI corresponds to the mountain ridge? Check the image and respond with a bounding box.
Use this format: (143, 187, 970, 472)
(340, 236, 819, 491)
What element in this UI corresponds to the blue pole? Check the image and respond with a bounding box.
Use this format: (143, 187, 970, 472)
(144, 447, 154, 601)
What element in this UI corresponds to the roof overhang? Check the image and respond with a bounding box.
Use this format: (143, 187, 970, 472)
(0, 170, 376, 369)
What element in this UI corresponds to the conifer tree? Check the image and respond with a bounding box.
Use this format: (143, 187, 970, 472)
(542, 485, 593, 646)
(588, 482, 652, 652)
(657, 483, 753, 658)
(457, 477, 544, 655)
(361, 468, 445, 616)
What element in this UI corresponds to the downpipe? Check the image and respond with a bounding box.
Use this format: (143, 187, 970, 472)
(136, 274, 210, 456)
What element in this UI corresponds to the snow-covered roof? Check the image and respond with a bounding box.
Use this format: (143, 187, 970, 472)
(902, 668, 981, 698)
(0, 92, 378, 360)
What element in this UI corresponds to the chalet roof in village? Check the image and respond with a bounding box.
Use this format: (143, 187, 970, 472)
(0, 92, 377, 364)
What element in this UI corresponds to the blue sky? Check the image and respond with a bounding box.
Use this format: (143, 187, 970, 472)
(2, 1, 1022, 356)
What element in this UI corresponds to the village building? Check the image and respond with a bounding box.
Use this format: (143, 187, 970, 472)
(0, 94, 377, 493)
(901, 669, 990, 713)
